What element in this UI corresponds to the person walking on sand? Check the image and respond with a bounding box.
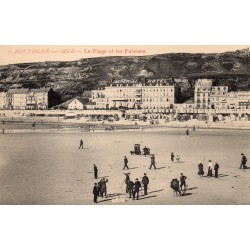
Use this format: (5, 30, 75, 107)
(198, 161, 204, 177)
(240, 153, 247, 169)
(123, 156, 129, 170)
(207, 160, 213, 177)
(79, 139, 83, 149)
(186, 129, 189, 137)
(180, 173, 187, 191)
(93, 164, 98, 179)
(149, 154, 156, 169)
(142, 173, 149, 195)
(93, 183, 98, 203)
(214, 162, 219, 178)
(133, 178, 141, 200)
(171, 152, 175, 163)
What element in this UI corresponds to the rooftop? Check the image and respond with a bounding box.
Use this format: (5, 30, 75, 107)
(8, 88, 29, 94)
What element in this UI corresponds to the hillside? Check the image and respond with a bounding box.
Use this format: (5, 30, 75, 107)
(0, 49, 249, 103)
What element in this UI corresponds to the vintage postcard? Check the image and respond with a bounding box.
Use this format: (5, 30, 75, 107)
(0, 45, 249, 205)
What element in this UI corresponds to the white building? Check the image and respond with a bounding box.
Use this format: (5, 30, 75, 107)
(68, 98, 84, 110)
(91, 78, 175, 112)
(210, 86, 228, 109)
(194, 79, 212, 109)
(227, 91, 250, 109)
(27, 88, 51, 110)
(91, 88, 107, 109)
(7, 88, 29, 110)
(0, 87, 58, 110)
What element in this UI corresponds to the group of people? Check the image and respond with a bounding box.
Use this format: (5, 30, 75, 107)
(93, 171, 150, 202)
(197, 160, 220, 178)
(171, 152, 181, 163)
(124, 173, 149, 200)
(123, 154, 157, 170)
(90, 134, 248, 203)
(93, 177, 109, 203)
(170, 173, 187, 195)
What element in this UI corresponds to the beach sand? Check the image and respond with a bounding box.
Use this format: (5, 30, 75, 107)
(0, 128, 250, 205)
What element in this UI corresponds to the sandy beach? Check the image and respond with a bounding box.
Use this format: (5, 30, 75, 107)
(0, 123, 250, 205)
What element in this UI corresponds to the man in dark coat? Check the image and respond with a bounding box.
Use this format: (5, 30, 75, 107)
(97, 181, 103, 197)
(124, 173, 130, 193)
(149, 155, 156, 169)
(93, 164, 98, 179)
(79, 139, 83, 149)
(93, 183, 98, 203)
(100, 178, 108, 198)
(133, 178, 141, 200)
(240, 153, 247, 169)
(171, 152, 175, 163)
(214, 162, 219, 178)
(128, 180, 134, 198)
(123, 156, 129, 170)
(180, 173, 187, 191)
(142, 173, 149, 195)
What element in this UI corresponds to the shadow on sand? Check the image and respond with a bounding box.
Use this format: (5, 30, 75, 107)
(218, 174, 229, 177)
(157, 167, 167, 170)
(148, 189, 164, 194)
(242, 166, 250, 170)
(186, 187, 197, 191)
(106, 193, 122, 198)
(182, 192, 192, 196)
(138, 195, 157, 200)
(98, 198, 113, 203)
(129, 167, 139, 170)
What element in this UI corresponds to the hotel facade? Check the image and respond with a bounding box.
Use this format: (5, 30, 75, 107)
(91, 78, 175, 112)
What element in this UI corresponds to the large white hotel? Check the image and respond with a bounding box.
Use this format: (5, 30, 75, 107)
(91, 78, 175, 112)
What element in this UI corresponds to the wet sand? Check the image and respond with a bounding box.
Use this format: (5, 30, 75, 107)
(0, 129, 250, 204)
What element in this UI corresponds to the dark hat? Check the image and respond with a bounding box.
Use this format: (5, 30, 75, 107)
(144, 173, 147, 175)
(241, 153, 244, 155)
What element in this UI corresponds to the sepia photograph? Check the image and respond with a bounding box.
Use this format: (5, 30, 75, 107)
(0, 45, 250, 205)
(1, 1, 250, 249)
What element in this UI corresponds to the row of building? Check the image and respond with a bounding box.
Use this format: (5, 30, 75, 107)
(0, 78, 250, 113)
(0, 88, 59, 110)
(194, 79, 250, 110)
(69, 78, 250, 112)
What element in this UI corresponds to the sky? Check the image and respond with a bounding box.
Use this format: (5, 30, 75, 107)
(0, 45, 249, 66)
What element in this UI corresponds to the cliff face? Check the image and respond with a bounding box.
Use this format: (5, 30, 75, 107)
(0, 49, 249, 102)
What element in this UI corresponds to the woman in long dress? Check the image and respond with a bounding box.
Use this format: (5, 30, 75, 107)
(198, 161, 204, 176)
(207, 160, 213, 177)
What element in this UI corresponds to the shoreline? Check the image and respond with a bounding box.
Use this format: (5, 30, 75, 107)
(1, 118, 250, 133)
